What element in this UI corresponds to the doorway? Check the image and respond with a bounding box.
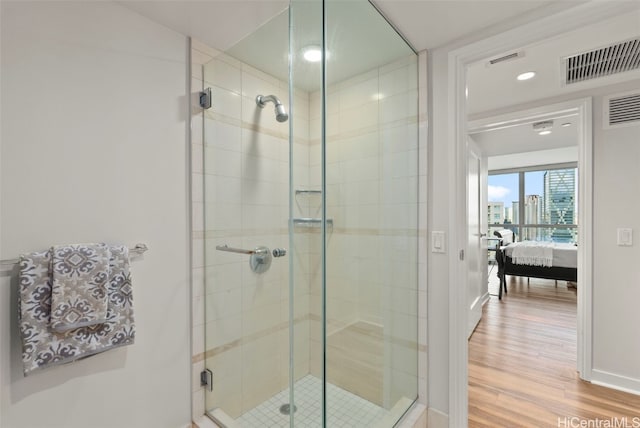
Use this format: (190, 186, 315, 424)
(457, 65, 593, 428)
(464, 95, 593, 378)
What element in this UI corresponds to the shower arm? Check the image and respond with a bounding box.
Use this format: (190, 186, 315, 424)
(256, 94, 288, 122)
(256, 94, 281, 108)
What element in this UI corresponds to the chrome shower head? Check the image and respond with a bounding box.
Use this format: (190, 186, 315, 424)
(275, 104, 288, 123)
(256, 94, 289, 123)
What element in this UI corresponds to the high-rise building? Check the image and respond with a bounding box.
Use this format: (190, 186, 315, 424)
(543, 169, 576, 243)
(487, 202, 504, 225)
(504, 207, 513, 223)
(524, 195, 540, 240)
(512, 201, 519, 224)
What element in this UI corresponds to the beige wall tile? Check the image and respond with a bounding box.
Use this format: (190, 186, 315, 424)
(203, 119, 241, 151)
(204, 59, 241, 95)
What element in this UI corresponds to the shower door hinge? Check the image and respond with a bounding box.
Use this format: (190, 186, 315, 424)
(459, 249, 465, 261)
(199, 87, 212, 110)
(200, 368, 213, 392)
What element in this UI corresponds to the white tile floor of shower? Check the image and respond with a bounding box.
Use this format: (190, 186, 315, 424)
(236, 375, 389, 428)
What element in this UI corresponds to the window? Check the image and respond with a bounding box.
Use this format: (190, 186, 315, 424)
(488, 164, 577, 243)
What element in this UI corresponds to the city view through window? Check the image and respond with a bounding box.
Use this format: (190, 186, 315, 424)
(488, 166, 578, 244)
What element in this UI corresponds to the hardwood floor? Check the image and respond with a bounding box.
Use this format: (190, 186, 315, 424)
(469, 276, 640, 427)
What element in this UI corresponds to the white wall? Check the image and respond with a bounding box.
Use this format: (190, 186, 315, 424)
(0, 2, 191, 427)
(590, 83, 640, 390)
(426, 46, 452, 417)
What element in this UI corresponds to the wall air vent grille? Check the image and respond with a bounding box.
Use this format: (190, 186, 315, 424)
(565, 38, 640, 84)
(606, 92, 640, 127)
(488, 51, 522, 66)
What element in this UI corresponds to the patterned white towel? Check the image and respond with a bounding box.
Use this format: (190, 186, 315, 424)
(18, 245, 135, 376)
(510, 241, 554, 267)
(50, 243, 111, 332)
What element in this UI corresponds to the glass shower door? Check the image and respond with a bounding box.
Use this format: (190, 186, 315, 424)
(322, 1, 419, 425)
(200, 8, 292, 424)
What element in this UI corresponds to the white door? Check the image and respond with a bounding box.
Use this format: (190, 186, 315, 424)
(467, 137, 487, 338)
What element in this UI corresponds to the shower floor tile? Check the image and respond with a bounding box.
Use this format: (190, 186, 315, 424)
(235, 375, 388, 427)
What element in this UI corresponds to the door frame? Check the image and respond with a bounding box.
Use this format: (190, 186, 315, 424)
(467, 96, 593, 360)
(443, 2, 631, 425)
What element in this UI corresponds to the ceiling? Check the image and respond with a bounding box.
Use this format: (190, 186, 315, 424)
(470, 114, 578, 157)
(118, 0, 639, 94)
(467, 9, 640, 115)
(486, 146, 578, 171)
(118, 0, 575, 92)
(373, 0, 561, 50)
(118, 0, 639, 164)
(224, 1, 414, 91)
(119, 0, 564, 54)
(466, 6, 639, 168)
(118, 1, 289, 52)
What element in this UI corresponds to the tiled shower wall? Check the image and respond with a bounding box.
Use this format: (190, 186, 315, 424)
(306, 54, 425, 409)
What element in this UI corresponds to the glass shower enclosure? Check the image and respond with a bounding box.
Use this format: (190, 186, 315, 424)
(201, 1, 418, 426)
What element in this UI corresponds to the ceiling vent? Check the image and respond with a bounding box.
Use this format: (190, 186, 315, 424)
(604, 91, 640, 129)
(564, 38, 640, 85)
(487, 51, 523, 66)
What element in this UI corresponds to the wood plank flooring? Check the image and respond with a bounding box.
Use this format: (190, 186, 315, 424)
(469, 276, 640, 427)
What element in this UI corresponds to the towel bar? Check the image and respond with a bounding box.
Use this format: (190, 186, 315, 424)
(0, 243, 149, 266)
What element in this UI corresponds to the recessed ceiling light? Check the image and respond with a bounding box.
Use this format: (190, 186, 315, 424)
(538, 130, 552, 136)
(517, 71, 536, 81)
(303, 46, 322, 63)
(561, 122, 571, 127)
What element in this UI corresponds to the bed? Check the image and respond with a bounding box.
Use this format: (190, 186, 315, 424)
(493, 230, 577, 300)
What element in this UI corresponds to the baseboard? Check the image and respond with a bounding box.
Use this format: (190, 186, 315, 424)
(481, 291, 490, 306)
(387, 401, 426, 428)
(427, 407, 449, 428)
(192, 414, 220, 428)
(591, 369, 640, 396)
(409, 404, 427, 427)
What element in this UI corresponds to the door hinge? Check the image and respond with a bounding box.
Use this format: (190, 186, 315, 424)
(199, 87, 212, 110)
(459, 249, 465, 261)
(200, 368, 213, 392)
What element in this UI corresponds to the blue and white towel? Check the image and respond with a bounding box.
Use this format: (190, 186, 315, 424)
(18, 245, 135, 376)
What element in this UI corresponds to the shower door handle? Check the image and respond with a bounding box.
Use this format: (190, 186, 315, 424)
(216, 244, 286, 273)
(215, 244, 265, 255)
(216, 244, 271, 273)
(272, 248, 286, 257)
